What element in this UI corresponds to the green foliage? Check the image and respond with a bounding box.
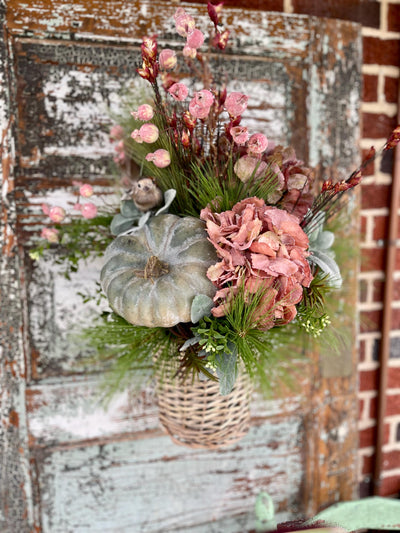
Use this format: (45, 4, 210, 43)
(81, 312, 180, 399)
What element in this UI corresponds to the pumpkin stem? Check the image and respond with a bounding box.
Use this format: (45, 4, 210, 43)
(144, 255, 169, 280)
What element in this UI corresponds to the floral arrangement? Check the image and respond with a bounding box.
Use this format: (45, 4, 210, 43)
(36, 3, 400, 395)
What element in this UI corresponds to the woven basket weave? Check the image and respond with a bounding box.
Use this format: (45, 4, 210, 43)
(155, 361, 253, 449)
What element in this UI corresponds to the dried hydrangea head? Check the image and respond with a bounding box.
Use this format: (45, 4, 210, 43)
(201, 197, 312, 330)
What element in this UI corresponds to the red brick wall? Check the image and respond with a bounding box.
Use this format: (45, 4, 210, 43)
(191, 0, 400, 497)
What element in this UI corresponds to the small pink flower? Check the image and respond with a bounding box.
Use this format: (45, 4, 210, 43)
(41, 227, 59, 243)
(234, 155, 267, 183)
(145, 149, 171, 168)
(130, 129, 143, 143)
(131, 104, 154, 121)
(175, 12, 196, 37)
(193, 90, 214, 108)
(247, 133, 268, 155)
(159, 49, 177, 70)
(80, 203, 98, 219)
(189, 99, 211, 119)
(139, 123, 159, 143)
(174, 8, 186, 20)
(114, 140, 126, 163)
(186, 29, 205, 49)
(189, 90, 214, 119)
(42, 203, 50, 216)
(230, 126, 249, 145)
(109, 124, 124, 140)
(79, 184, 93, 198)
(183, 45, 197, 58)
(49, 206, 66, 223)
(168, 82, 189, 101)
(225, 92, 248, 117)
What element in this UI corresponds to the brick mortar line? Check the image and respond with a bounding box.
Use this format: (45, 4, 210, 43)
(358, 302, 383, 311)
(358, 331, 381, 340)
(359, 419, 377, 430)
(383, 443, 400, 452)
(380, 0, 388, 33)
(361, 175, 393, 185)
(362, 27, 400, 39)
(382, 468, 400, 477)
(360, 208, 391, 216)
(361, 102, 398, 116)
(359, 390, 379, 398)
(362, 65, 400, 76)
(358, 360, 379, 370)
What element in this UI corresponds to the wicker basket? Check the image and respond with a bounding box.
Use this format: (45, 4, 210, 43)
(154, 361, 253, 449)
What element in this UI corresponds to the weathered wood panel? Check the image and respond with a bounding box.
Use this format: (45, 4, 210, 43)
(37, 422, 303, 533)
(0, 2, 362, 531)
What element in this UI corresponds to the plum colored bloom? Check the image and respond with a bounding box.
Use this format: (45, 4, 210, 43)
(79, 184, 93, 198)
(48, 206, 66, 223)
(212, 29, 230, 50)
(80, 203, 98, 219)
(225, 92, 248, 117)
(141, 35, 157, 62)
(183, 45, 197, 58)
(109, 124, 124, 140)
(247, 133, 268, 155)
(230, 126, 249, 145)
(145, 149, 171, 168)
(200, 198, 312, 329)
(131, 104, 154, 121)
(159, 49, 177, 70)
(175, 12, 196, 37)
(168, 82, 189, 101)
(234, 155, 267, 183)
(186, 29, 205, 49)
(139, 123, 159, 143)
(41, 227, 59, 243)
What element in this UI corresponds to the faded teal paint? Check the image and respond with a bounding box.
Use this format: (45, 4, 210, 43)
(39, 421, 303, 533)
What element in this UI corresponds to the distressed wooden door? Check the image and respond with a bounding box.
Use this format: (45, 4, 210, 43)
(0, 2, 361, 532)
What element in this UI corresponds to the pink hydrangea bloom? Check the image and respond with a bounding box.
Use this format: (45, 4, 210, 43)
(186, 29, 205, 49)
(139, 123, 159, 143)
(79, 184, 93, 198)
(200, 198, 312, 330)
(80, 203, 98, 219)
(145, 149, 171, 168)
(159, 49, 177, 70)
(230, 126, 249, 145)
(48, 206, 66, 223)
(168, 82, 189, 101)
(225, 92, 248, 117)
(175, 11, 196, 37)
(131, 104, 154, 121)
(234, 155, 267, 183)
(41, 227, 59, 243)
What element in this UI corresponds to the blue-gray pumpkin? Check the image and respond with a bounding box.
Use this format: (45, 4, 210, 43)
(101, 214, 217, 327)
